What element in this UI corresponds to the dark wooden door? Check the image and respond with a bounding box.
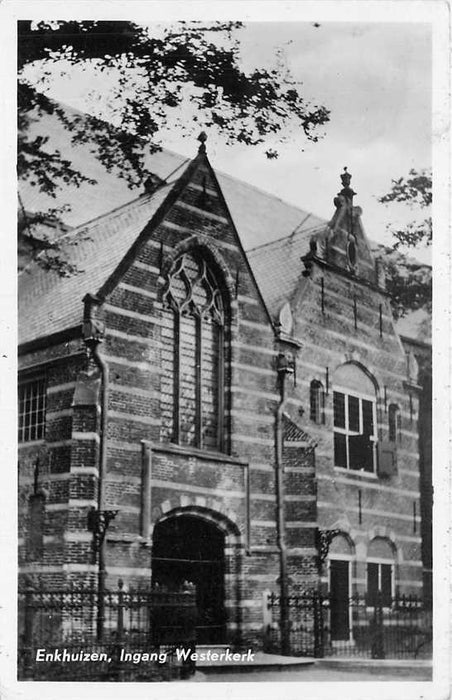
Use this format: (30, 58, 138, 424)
(330, 559, 350, 641)
(152, 515, 226, 644)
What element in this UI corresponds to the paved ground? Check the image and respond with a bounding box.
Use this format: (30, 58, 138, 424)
(194, 663, 432, 683)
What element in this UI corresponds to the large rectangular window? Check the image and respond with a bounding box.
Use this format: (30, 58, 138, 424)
(333, 391, 376, 472)
(18, 377, 46, 442)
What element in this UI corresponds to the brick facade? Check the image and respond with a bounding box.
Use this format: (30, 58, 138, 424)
(18, 149, 425, 649)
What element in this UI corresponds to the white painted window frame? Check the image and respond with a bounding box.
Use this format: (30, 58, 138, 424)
(333, 384, 377, 473)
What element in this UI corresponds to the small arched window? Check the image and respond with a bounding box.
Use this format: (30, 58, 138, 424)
(388, 404, 401, 444)
(160, 251, 226, 451)
(310, 380, 325, 424)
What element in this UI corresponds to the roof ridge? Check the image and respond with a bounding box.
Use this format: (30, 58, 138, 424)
(248, 221, 327, 254)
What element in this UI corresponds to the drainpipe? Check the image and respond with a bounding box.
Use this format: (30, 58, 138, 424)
(82, 294, 108, 641)
(275, 353, 293, 655)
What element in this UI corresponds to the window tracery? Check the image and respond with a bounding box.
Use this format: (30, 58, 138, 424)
(161, 252, 225, 450)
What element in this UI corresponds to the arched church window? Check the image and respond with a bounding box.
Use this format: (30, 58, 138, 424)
(333, 363, 378, 473)
(160, 251, 225, 451)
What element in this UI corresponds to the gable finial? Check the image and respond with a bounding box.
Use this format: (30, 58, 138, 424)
(197, 131, 207, 154)
(339, 166, 356, 201)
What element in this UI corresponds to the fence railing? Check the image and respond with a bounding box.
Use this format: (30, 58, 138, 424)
(18, 580, 198, 681)
(265, 591, 432, 660)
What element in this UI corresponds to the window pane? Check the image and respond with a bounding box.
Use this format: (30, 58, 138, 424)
(381, 564, 393, 606)
(182, 253, 200, 281)
(170, 273, 188, 305)
(362, 400, 374, 436)
(348, 395, 360, 432)
(201, 318, 219, 450)
(334, 432, 347, 468)
(349, 434, 373, 471)
(160, 310, 176, 442)
(367, 563, 379, 606)
(179, 314, 197, 445)
(333, 392, 345, 428)
(18, 378, 46, 442)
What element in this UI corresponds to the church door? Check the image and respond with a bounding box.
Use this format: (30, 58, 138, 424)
(152, 515, 226, 644)
(330, 559, 350, 641)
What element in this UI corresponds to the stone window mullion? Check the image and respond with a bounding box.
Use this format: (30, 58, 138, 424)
(173, 310, 181, 444)
(195, 313, 203, 448)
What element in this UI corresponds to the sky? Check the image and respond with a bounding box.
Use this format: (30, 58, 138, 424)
(22, 20, 432, 260)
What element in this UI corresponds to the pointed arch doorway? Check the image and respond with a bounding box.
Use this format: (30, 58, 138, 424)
(152, 514, 227, 644)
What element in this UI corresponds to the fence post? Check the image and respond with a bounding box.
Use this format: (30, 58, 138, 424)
(371, 590, 385, 659)
(179, 582, 197, 680)
(262, 590, 271, 628)
(113, 579, 125, 681)
(262, 590, 271, 650)
(116, 579, 124, 644)
(22, 584, 35, 678)
(313, 590, 324, 658)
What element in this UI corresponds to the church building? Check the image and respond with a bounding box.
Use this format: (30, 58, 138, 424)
(18, 130, 425, 649)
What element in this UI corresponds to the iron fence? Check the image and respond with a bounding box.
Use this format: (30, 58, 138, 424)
(265, 591, 432, 659)
(18, 580, 197, 681)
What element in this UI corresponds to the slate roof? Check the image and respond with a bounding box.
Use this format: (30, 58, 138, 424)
(19, 103, 429, 348)
(282, 413, 316, 446)
(19, 183, 176, 345)
(247, 224, 325, 319)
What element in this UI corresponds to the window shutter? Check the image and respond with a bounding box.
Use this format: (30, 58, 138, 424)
(377, 440, 397, 478)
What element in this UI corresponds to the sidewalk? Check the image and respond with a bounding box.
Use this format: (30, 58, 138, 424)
(190, 654, 432, 683)
(196, 650, 314, 673)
